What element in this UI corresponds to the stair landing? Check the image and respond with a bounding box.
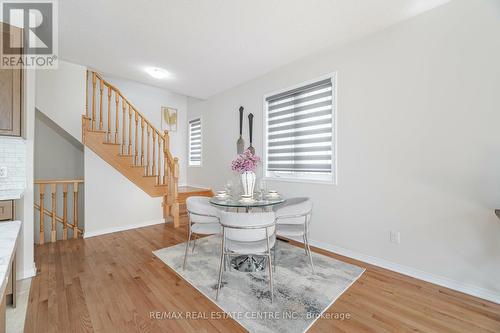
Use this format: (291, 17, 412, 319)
(178, 186, 213, 202)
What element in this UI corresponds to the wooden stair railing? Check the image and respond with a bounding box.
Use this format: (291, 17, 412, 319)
(83, 70, 181, 227)
(34, 180, 84, 244)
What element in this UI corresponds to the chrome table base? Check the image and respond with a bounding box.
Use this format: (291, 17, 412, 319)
(231, 255, 267, 272)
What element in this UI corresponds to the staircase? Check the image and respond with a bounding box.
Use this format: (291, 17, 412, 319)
(82, 71, 212, 227)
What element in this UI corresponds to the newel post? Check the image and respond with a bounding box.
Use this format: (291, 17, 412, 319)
(172, 157, 180, 228)
(162, 130, 171, 221)
(163, 130, 169, 185)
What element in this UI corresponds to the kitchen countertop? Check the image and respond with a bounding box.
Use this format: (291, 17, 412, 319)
(0, 189, 24, 201)
(0, 221, 21, 298)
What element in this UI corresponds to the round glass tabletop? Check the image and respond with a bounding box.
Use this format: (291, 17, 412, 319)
(209, 195, 285, 209)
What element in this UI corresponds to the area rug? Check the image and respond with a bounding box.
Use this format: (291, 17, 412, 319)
(153, 235, 364, 333)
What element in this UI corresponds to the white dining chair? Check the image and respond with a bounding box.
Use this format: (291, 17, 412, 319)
(216, 211, 276, 303)
(274, 197, 314, 273)
(183, 196, 221, 269)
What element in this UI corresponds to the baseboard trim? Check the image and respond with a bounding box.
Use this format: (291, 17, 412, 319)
(18, 262, 36, 280)
(84, 219, 167, 239)
(307, 238, 500, 305)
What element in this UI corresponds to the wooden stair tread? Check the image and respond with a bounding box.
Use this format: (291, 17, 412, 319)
(177, 186, 213, 204)
(83, 128, 167, 197)
(103, 142, 121, 146)
(179, 186, 212, 193)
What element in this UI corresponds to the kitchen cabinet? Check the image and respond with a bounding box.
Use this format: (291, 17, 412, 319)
(0, 200, 14, 221)
(0, 23, 23, 137)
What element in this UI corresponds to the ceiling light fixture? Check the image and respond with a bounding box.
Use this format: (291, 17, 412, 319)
(145, 67, 170, 79)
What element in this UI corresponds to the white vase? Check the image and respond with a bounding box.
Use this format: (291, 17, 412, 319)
(240, 171, 256, 196)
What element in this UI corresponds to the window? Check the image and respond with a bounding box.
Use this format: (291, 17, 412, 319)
(264, 74, 336, 183)
(188, 117, 202, 166)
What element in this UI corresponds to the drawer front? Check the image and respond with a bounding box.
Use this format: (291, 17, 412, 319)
(0, 200, 13, 221)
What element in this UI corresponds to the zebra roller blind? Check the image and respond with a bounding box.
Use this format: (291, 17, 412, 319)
(189, 118, 202, 166)
(265, 77, 334, 177)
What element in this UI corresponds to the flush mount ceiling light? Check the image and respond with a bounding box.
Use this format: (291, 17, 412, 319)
(145, 67, 170, 79)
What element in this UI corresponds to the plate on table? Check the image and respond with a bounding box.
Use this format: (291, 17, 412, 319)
(266, 191, 281, 199)
(239, 195, 255, 204)
(239, 199, 256, 204)
(215, 190, 229, 199)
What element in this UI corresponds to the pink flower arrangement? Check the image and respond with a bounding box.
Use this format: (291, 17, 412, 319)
(231, 149, 261, 173)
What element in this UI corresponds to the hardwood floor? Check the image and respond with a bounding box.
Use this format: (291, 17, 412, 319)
(25, 219, 500, 333)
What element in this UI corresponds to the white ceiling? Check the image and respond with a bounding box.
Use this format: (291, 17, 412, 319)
(59, 0, 449, 99)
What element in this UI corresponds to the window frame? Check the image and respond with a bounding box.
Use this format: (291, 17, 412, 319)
(188, 116, 203, 167)
(262, 72, 337, 185)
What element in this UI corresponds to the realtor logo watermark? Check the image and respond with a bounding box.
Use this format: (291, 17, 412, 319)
(1, 0, 58, 68)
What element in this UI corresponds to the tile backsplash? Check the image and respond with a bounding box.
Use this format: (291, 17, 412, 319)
(0, 137, 26, 191)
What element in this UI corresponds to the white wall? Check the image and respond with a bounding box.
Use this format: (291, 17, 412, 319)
(36, 60, 87, 141)
(188, 0, 500, 302)
(16, 68, 36, 280)
(103, 75, 188, 185)
(84, 147, 163, 237)
(34, 110, 84, 180)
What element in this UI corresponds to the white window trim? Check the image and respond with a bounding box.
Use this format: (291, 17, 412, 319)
(262, 72, 337, 185)
(188, 116, 203, 167)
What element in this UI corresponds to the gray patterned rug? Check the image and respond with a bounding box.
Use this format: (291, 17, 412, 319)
(153, 235, 364, 333)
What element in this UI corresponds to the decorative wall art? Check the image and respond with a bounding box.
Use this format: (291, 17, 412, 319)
(161, 106, 178, 132)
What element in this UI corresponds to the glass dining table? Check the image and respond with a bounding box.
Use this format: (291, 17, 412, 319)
(209, 194, 286, 272)
(209, 195, 286, 212)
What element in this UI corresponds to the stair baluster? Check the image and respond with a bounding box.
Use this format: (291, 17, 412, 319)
(142, 123, 151, 172)
(73, 182, 79, 239)
(51, 184, 56, 242)
(62, 184, 68, 240)
(99, 79, 104, 130)
(122, 100, 127, 155)
(158, 135, 162, 184)
(152, 130, 156, 178)
(92, 73, 96, 130)
(39, 185, 45, 245)
(163, 130, 169, 185)
(134, 112, 139, 164)
(172, 158, 180, 227)
(115, 92, 119, 143)
(128, 105, 133, 155)
(107, 85, 112, 141)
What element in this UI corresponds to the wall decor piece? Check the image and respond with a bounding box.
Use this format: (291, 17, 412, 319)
(161, 106, 178, 132)
(247, 113, 255, 154)
(236, 106, 245, 154)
